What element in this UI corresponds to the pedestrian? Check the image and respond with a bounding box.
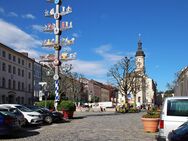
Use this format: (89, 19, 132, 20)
(100, 106, 103, 112)
(103, 107, 106, 112)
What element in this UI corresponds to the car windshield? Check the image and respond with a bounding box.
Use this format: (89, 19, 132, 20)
(0, 108, 8, 112)
(167, 99, 188, 116)
(0, 111, 15, 117)
(15, 105, 33, 112)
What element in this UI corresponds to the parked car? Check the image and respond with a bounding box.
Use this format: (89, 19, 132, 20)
(156, 97, 188, 141)
(0, 104, 43, 125)
(168, 121, 188, 141)
(26, 105, 64, 124)
(0, 111, 20, 135)
(0, 105, 26, 126)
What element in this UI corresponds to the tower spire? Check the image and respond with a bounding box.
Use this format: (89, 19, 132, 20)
(135, 34, 145, 57)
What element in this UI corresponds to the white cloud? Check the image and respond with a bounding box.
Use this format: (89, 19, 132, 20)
(63, 44, 132, 81)
(95, 44, 135, 63)
(72, 33, 79, 38)
(0, 7, 4, 14)
(69, 60, 107, 76)
(155, 65, 159, 69)
(8, 12, 18, 17)
(95, 44, 124, 63)
(32, 24, 43, 32)
(22, 14, 35, 19)
(0, 19, 42, 58)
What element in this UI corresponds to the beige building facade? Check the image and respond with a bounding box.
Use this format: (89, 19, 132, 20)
(0, 43, 34, 105)
(175, 67, 188, 96)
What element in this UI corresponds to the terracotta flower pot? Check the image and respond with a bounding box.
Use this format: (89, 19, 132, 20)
(141, 118, 160, 133)
(63, 110, 74, 119)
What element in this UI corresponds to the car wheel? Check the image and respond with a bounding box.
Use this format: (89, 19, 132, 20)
(45, 116, 53, 124)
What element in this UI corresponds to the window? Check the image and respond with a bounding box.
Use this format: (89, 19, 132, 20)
(167, 99, 188, 116)
(22, 82, 24, 91)
(2, 62, 6, 71)
(138, 97, 141, 102)
(28, 84, 31, 92)
(21, 97, 24, 104)
(17, 96, 20, 104)
(2, 95, 6, 104)
(13, 56, 16, 62)
(22, 60, 24, 65)
(29, 63, 31, 68)
(18, 81, 20, 90)
(22, 70, 24, 77)
(28, 72, 31, 79)
(13, 80, 16, 89)
(18, 58, 20, 64)
(2, 51, 6, 57)
(18, 68, 20, 76)
(8, 54, 11, 60)
(13, 66, 16, 74)
(8, 65, 11, 73)
(2, 78, 6, 88)
(8, 79, 11, 89)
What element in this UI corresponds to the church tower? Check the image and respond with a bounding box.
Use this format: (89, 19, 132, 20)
(135, 35, 145, 74)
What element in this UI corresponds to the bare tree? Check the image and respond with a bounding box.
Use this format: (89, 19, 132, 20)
(107, 57, 144, 108)
(166, 71, 180, 93)
(68, 72, 85, 102)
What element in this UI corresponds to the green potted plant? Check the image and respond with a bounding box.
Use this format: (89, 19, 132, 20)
(58, 100, 76, 119)
(141, 108, 160, 133)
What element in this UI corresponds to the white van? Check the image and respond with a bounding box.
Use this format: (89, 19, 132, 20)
(156, 96, 188, 141)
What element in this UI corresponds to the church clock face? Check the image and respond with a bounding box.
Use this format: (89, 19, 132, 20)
(136, 58, 143, 68)
(136, 61, 142, 67)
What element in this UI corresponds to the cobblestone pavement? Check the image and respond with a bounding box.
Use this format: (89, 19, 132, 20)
(0, 111, 157, 141)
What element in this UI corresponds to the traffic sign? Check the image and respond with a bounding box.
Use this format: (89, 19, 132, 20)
(39, 82, 47, 86)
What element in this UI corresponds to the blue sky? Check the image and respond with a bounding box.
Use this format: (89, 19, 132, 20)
(0, 0, 188, 91)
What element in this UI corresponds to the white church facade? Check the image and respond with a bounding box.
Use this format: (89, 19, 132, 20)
(118, 38, 157, 107)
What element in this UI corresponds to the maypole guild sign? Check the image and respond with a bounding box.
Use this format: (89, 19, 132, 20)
(54, 0, 60, 4)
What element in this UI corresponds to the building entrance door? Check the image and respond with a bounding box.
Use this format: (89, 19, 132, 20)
(8, 94, 15, 103)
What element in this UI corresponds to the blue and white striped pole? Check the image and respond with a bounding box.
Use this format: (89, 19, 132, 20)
(54, 80, 59, 111)
(55, 80, 59, 101)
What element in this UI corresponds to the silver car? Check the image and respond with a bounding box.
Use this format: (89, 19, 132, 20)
(0, 104, 43, 125)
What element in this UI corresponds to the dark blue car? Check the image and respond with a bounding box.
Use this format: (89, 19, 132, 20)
(168, 121, 188, 141)
(26, 106, 64, 124)
(0, 111, 20, 135)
